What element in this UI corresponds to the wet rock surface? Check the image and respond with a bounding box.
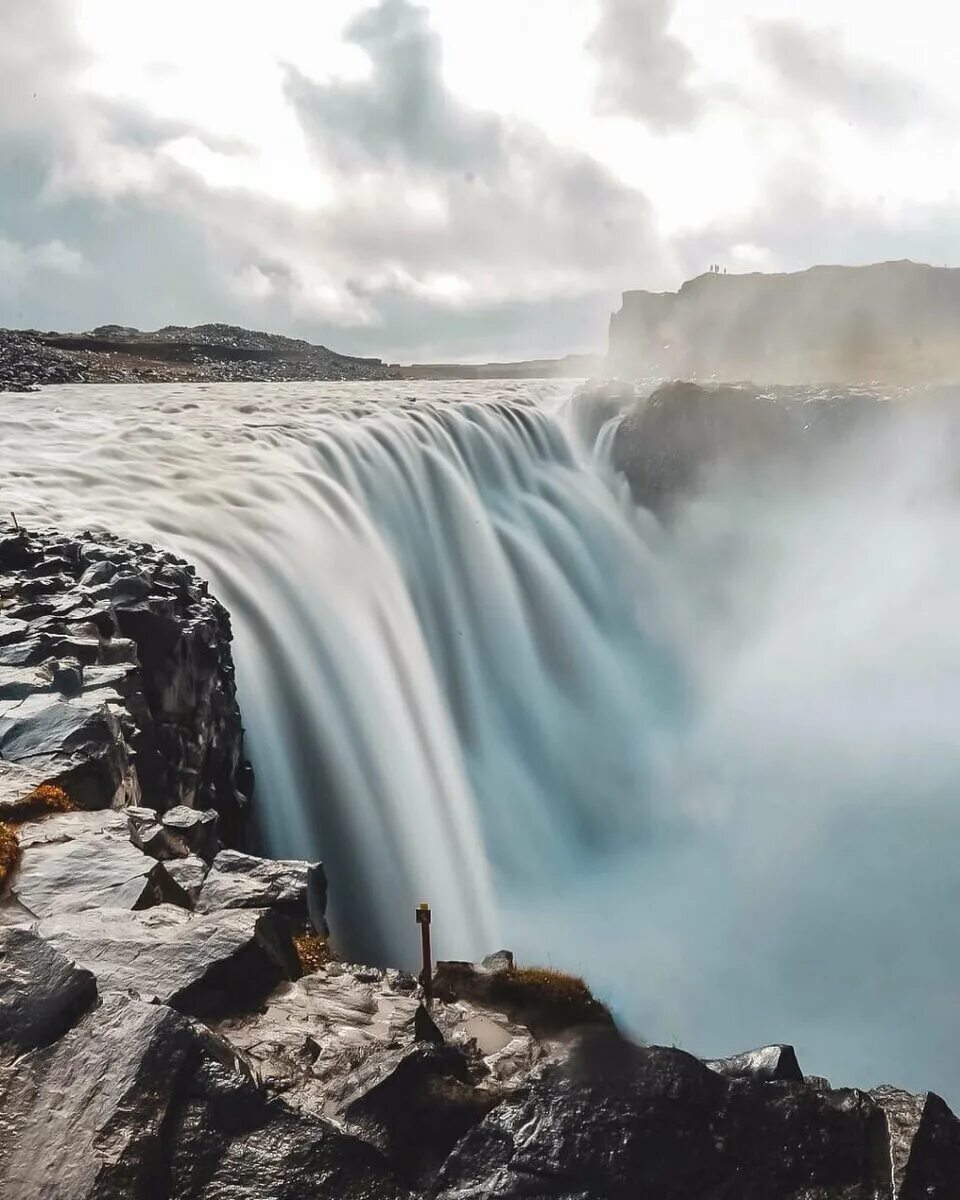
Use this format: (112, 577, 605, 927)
(0, 926, 96, 1049)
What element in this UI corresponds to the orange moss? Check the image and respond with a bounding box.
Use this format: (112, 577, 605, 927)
(8, 783, 74, 824)
(292, 930, 332, 974)
(0, 822, 20, 888)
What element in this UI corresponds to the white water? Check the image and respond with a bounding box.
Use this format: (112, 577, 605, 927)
(1, 380, 679, 966)
(7, 379, 960, 1105)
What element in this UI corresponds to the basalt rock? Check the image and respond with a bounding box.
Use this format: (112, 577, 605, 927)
(197, 849, 318, 917)
(37, 903, 297, 1018)
(0, 926, 97, 1050)
(0, 991, 408, 1200)
(704, 1043, 804, 1083)
(0, 526, 252, 839)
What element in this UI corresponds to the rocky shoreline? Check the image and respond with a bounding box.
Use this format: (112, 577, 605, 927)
(0, 324, 399, 391)
(2, 526, 960, 1197)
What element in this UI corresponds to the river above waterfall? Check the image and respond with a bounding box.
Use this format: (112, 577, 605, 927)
(5, 378, 960, 1106)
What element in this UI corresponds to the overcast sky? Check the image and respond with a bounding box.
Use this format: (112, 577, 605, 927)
(3, 0, 960, 361)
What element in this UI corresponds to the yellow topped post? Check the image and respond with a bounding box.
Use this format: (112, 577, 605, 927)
(416, 902, 432, 1003)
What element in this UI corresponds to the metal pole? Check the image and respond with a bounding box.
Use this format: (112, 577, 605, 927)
(416, 901, 432, 1003)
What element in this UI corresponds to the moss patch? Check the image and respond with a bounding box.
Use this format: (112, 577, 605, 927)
(488, 966, 613, 1034)
(6, 783, 75, 824)
(292, 930, 332, 975)
(0, 822, 20, 889)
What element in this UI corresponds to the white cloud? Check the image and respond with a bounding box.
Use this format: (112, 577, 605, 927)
(0, 234, 89, 291)
(2, 0, 960, 357)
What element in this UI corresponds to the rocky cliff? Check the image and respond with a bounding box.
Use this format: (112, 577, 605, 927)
(3, 526, 960, 1198)
(609, 260, 960, 383)
(0, 526, 252, 841)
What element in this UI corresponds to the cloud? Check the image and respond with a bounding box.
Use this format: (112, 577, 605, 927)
(588, 0, 702, 131)
(753, 19, 926, 131)
(282, 0, 662, 309)
(0, 234, 88, 291)
(0, 0, 662, 357)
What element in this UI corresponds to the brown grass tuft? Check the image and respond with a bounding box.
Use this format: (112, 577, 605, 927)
(292, 930, 332, 975)
(489, 965, 613, 1032)
(0, 822, 21, 888)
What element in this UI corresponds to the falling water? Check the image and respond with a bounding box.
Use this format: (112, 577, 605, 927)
(0, 380, 675, 965)
(10, 378, 960, 1104)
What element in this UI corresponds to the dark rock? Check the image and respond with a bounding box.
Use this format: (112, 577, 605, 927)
(167, 1056, 411, 1200)
(197, 849, 311, 914)
(610, 381, 790, 512)
(345, 1043, 496, 1187)
(161, 804, 219, 861)
(414, 1002, 445, 1045)
(0, 926, 97, 1050)
(37, 903, 295, 1017)
(871, 1085, 960, 1198)
(704, 1043, 804, 1083)
(15, 807, 129, 848)
(0, 615, 29, 644)
(0, 526, 253, 834)
(436, 1045, 729, 1200)
(307, 861, 328, 935)
(51, 658, 84, 696)
(0, 695, 115, 760)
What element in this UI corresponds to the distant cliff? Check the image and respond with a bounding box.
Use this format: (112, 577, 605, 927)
(608, 260, 960, 383)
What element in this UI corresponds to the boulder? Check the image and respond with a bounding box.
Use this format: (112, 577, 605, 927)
(345, 1043, 497, 1186)
(161, 854, 210, 908)
(167, 1056, 411, 1200)
(9, 828, 175, 918)
(436, 1045, 729, 1200)
(0, 927, 97, 1050)
(433, 1037, 960, 1199)
(161, 804, 219, 861)
(125, 804, 183, 859)
(704, 1043, 804, 1083)
(216, 962, 544, 1125)
(197, 849, 312, 914)
(37, 903, 295, 1017)
(15, 807, 128, 849)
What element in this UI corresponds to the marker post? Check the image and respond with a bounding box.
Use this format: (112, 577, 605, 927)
(416, 902, 432, 1003)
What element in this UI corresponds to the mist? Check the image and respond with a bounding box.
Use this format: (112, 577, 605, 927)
(510, 390, 960, 1102)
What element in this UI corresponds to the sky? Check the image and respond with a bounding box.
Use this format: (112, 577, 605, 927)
(3, 0, 960, 361)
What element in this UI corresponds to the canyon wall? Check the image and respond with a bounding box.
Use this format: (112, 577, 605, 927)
(609, 260, 960, 383)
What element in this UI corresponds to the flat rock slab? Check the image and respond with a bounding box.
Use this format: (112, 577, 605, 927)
(198, 849, 310, 912)
(0, 694, 115, 761)
(0, 926, 97, 1050)
(38, 903, 292, 1017)
(11, 829, 164, 918)
(15, 807, 128, 849)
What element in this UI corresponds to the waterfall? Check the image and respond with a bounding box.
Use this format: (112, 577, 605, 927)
(12, 379, 960, 1099)
(2, 382, 675, 966)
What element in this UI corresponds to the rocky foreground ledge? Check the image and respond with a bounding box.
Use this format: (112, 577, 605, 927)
(2, 529, 960, 1198)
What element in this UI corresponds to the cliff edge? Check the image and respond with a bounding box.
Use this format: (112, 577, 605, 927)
(609, 260, 960, 383)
